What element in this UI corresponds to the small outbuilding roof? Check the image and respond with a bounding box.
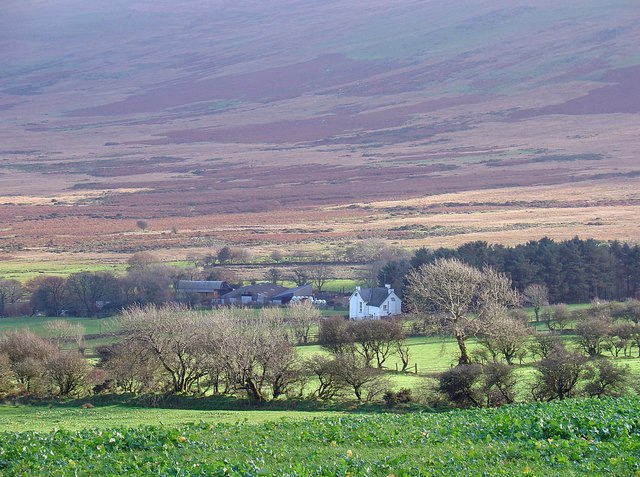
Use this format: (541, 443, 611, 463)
(175, 280, 228, 293)
(270, 283, 313, 301)
(222, 283, 289, 300)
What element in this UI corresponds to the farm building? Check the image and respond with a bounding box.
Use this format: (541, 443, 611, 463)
(220, 282, 282, 305)
(175, 280, 233, 304)
(349, 284, 401, 319)
(270, 283, 314, 305)
(221, 282, 316, 306)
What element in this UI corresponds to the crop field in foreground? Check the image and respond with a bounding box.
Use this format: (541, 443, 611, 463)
(0, 397, 639, 476)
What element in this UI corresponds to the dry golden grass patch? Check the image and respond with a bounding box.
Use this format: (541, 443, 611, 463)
(0, 188, 150, 206)
(359, 177, 640, 209)
(320, 178, 640, 248)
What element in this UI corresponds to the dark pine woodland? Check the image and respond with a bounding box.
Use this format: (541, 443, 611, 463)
(382, 238, 640, 303)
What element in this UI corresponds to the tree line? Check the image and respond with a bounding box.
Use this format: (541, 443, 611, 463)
(0, 303, 407, 402)
(0, 251, 342, 317)
(401, 258, 640, 408)
(378, 237, 640, 303)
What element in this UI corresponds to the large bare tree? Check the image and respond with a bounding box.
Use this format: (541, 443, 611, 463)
(118, 304, 210, 393)
(208, 309, 298, 401)
(405, 258, 519, 365)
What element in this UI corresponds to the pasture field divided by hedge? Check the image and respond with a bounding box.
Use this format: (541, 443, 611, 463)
(1, 397, 639, 476)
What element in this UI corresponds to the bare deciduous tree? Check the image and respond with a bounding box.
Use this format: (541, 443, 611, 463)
(308, 265, 331, 294)
(28, 276, 68, 316)
(118, 304, 210, 393)
(265, 268, 282, 284)
(574, 317, 610, 357)
(396, 339, 410, 372)
(477, 312, 530, 365)
(0, 329, 57, 393)
(122, 265, 176, 306)
(209, 309, 298, 402)
(529, 333, 563, 361)
(101, 340, 162, 393)
(405, 258, 519, 365)
(292, 268, 310, 287)
(270, 250, 284, 262)
(66, 272, 118, 317)
(44, 320, 86, 353)
(332, 352, 387, 402)
(304, 354, 344, 400)
(126, 252, 158, 272)
(318, 316, 353, 355)
(0, 279, 23, 316)
(286, 301, 320, 344)
(531, 345, 587, 401)
(584, 358, 629, 397)
(523, 284, 549, 322)
(45, 350, 89, 396)
(350, 319, 405, 368)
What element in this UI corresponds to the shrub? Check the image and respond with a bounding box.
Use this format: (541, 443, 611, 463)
(382, 388, 414, 408)
(482, 361, 517, 406)
(529, 333, 563, 361)
(532, 346, 588, 401)
(575, 317, 610, 357)
(438, 364, 484, 408)
(584, 358, 629, 398)
(45, 351, 90, 397)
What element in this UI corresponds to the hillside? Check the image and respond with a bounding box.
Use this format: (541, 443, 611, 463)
(1, 0, 640, 262)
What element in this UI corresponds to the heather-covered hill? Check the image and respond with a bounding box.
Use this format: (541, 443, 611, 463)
(1, 0, 640, 259)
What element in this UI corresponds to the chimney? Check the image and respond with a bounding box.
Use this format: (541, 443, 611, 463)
(355, 286, 361, 292)
(385, 284, 392, 294)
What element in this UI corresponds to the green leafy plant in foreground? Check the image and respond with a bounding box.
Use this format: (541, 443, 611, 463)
(1, 397, 640, 476)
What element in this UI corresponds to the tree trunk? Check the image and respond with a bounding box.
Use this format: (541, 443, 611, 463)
(245, 377, 264, 402)
(455, 332, 471, 365)
(354, 384, 362, 401)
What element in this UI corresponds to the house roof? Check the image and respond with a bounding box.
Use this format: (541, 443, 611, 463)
(271, 283, 313, 301)
(176, 280, 228, 293)
(222, 283, 288, 299)
(357, 287, 393, 307)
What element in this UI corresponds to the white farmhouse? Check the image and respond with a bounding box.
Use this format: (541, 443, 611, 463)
(349, 284, 402, 320)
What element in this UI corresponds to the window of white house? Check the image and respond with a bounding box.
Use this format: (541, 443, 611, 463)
(383, 304, 388, 311)
(390, 297, 396, 302)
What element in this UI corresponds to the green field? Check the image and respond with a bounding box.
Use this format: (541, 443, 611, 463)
(0, 316, 119, 337)
(0, 315, 121, 357)
(0, 404, 344, 432)
(0, 397, 639, 476)
(0, 261, 125, 282)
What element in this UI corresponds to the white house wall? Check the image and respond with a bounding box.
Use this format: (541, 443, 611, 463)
(349, 294, 367, 319)
(349, 290, 402, 319)
(385, 295, 402, 315)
